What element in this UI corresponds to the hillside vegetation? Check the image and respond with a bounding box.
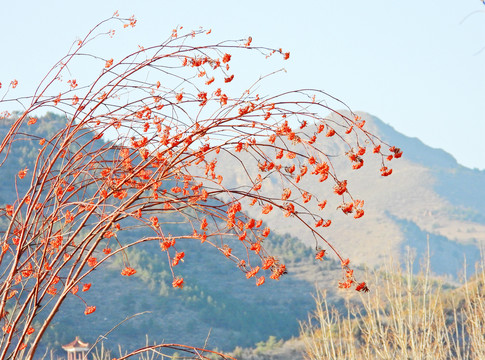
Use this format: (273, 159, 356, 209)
(220, 253, 485, 360)
(0, 113, 343, 354)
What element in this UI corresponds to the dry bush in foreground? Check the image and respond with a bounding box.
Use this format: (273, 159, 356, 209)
(301, 253, 485, 359)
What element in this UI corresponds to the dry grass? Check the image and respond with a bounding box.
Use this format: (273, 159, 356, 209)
(301, 252, 485, 360)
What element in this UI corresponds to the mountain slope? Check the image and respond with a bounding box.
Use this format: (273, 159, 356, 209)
(219, 111, 485, 278)
(0, 114, 340, 354)
(1, 111, 484, 356)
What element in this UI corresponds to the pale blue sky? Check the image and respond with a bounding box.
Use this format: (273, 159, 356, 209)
(2, 0, 484, 169)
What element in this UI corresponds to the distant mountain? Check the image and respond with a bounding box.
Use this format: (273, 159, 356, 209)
(0, 113, 340, 354)
(219, 111, 485, 279)
(1, 112, 484, 357)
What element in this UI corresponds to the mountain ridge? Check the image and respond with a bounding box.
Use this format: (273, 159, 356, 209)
(217, 110, 485, 278)
(1, 111, 484, 355)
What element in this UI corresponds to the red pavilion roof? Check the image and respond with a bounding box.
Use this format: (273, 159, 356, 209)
(62, 337, 89, 351)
